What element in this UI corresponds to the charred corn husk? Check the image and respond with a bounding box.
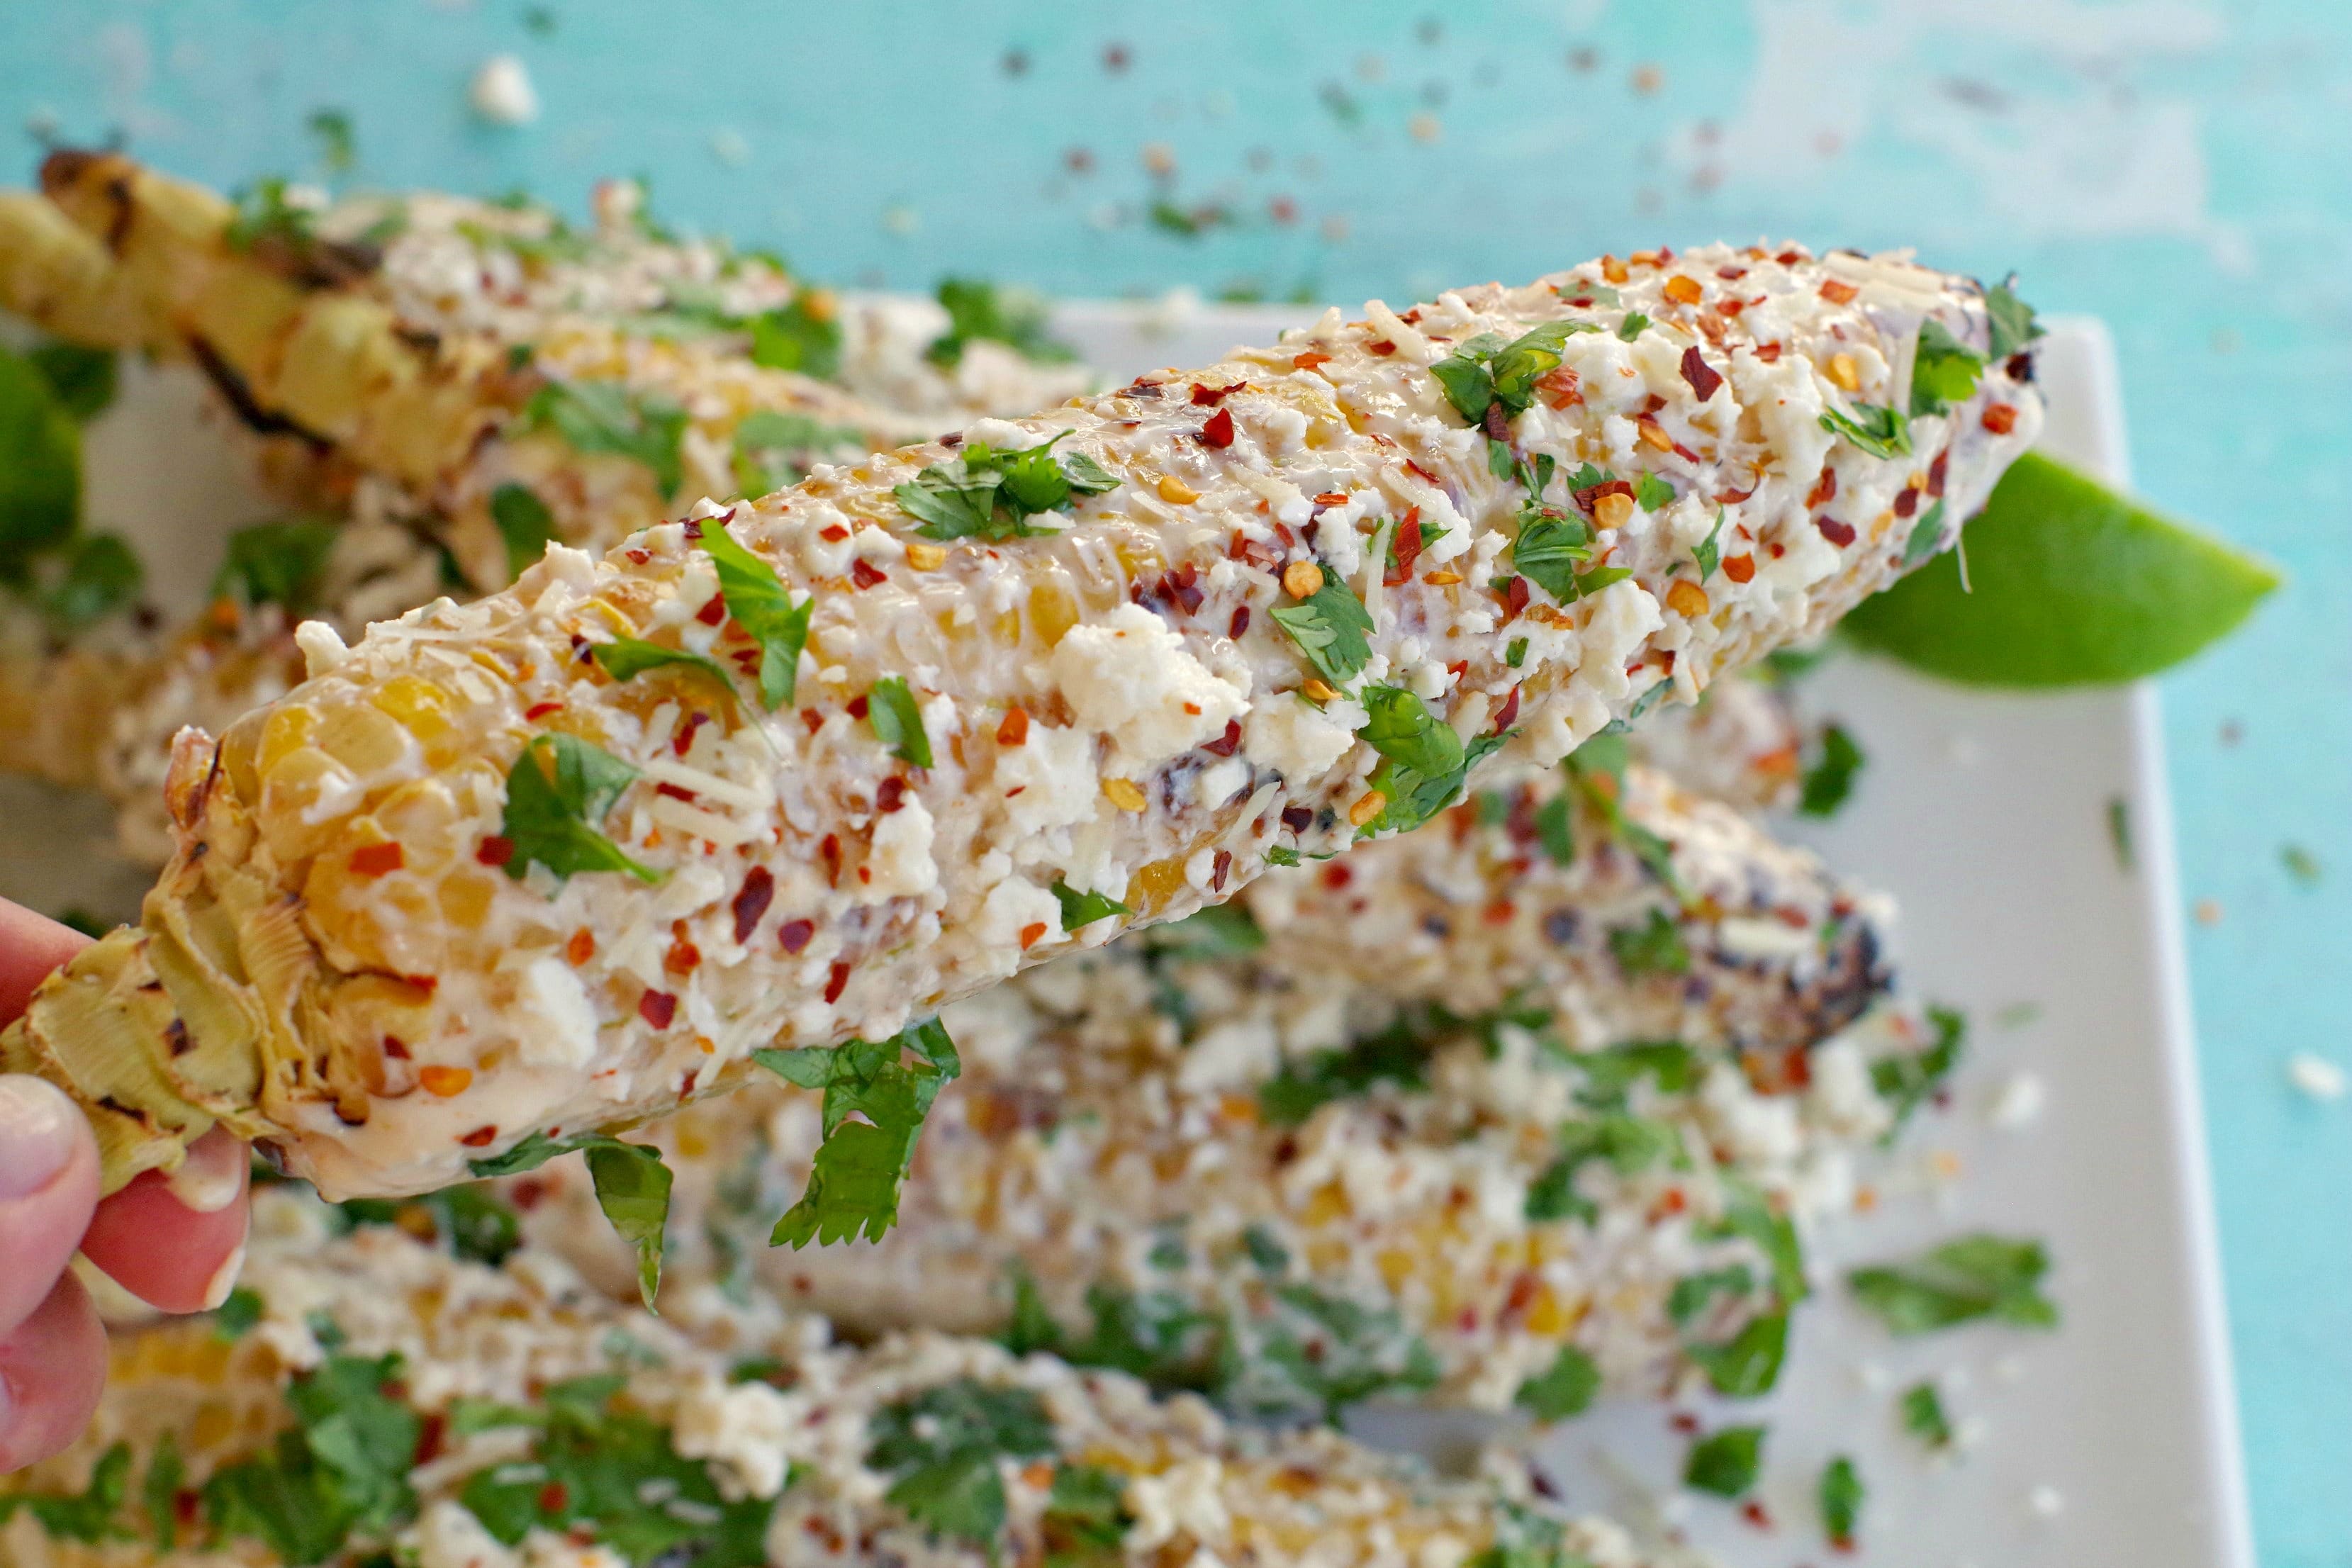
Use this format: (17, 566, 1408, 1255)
(0, 189, 169, 351)
(1, 240, 2040, 1201)
(0, 1189, 1650, 1568)
(501, 764, 1914, 1411)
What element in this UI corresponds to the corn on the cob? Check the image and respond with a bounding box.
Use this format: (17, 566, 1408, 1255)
(0, 189, 169, 352)
(0, 236, 2040, 1206)
(496, 762, 1916, 1413)
(0, 1188, 1651, 1568)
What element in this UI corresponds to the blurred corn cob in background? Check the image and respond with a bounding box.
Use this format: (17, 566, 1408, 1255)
(494, 761, 1944, 1416)
(0, 1185, 1653, 1568)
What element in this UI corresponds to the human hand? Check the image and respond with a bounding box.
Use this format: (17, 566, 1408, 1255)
(0, 899, 251, 1473)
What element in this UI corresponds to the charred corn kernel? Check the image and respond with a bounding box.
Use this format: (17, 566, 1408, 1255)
(1, 235, 2039, 1201)
(2, 1205, 1642, 1568)
(1156, 474, 1200, 505)
(1665, 580, 1710, 617)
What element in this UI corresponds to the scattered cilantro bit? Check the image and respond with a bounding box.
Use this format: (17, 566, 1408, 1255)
(1041, 1464, 1131, 1567)
(1270, 571, 1377, 686)
(0, 1441, 133, 1542)
(0, 347, 82, 559)
(1616, 312, 1650, 342)
(756, 1018, 962, 1248)
(1141, 903, 1265, 961)
(732, 408, 858, 497)
(1430, 318, 1597, 429)
(1900, 496, 1947, 566)
(2283, 844, 2323, 887)
(1355, 683, 1471, 834)
(213, 517, 339, 611)
(1909, 319, 1987, 417)
(1683, 1425, 1766, 1498)
(1513, 1344, 1601, 1422)
(1848, 1233, 2059, 1335)
(926, 278, 1077, 368)
(1871, 1004, 1965, 1137)
(1260, 1012, 1431, 1126)
(1505, 635, 1529, 668)
(35, 530, 141, 629)
(1511, 505, 1620, 605)
(1902, 1381, 1955, 1449)
(306, 108, 357, 174)
(332, 1184, 522, 1267)
(867, 1379, 1056, 1549)
(1219, 1282, 1442, 1422)
(212, 1285, 266, 1340)
(1533, 790, 1574, 866)
(1051, 878, 1128, 932)
(54, 908, 108, 939)
(866, 675, 932, 766)
(895, 430, 1119, 542)
(224, 177, 317, 253)
(499, 733, 659, 884)
(1819, 1455, 1864, 1547)
(697, 519, 810, 709)
(1568, 1039, 1699, 1111)
(1564, 739, 1685, 899)
(1608, 907, 1689, 976)
(526, 379, 689, 498)
(1668, 1265, 1754, 1329)
(1708, 1178, 1808, 1306)
(1525, 1111, 1678, 1223)
(204, 1354, 419, 1562)
(28, 342, 117, 422)
(1242, 1224, 1290, 1272)
(590, 635, 739, 701)
(1686, 1309, 1788, 1398)
(1692, 506, 1726, 578)
(1986, 279, 2044, 360)
(746, 295, 843, 379)
(1633, 471, 1675, 511)
(457, 1373, 771, 1566)
(1798, 722, 1866, 818)
(488, 482, 556, 577)
(1755, 644, 1831, 685)
(143, 1434, 184, 1550)
(2106, 797, 2134, 872)
(1818, 402, 1912, 459)
(583, 1138, 674, 1308)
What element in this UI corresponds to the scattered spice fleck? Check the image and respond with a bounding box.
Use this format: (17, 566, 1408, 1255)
(2105, 797, 2133, 872)
(2282, 844, 2323, 887)
(2194, 899, 2222, 926)
(2286, 1053, 2347, 1103)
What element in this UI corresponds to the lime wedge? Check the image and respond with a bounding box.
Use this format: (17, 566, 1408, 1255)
(1842, 450, 2278, 686)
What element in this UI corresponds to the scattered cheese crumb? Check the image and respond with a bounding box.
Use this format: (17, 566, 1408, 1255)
(469, 55, 539, 125)
(1986, 1070, 2046, 1129)
(2286, 1052, 2346, 1102)
(2028, 1484, 2066, 1518)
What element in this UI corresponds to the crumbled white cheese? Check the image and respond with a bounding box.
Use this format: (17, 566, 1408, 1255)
(469, 55, 539, 125)
(1986, 1070, 2046, 1129)
(516, 957, 600, 1070)
(1243, 695, 1360, 781)
(866, 795, 939, 900)
(1049, 603, 1248, 767)
(409, 1498, 520, 1568)
(670, 1377, 797, 1500)
(996, 723, 1102, 837)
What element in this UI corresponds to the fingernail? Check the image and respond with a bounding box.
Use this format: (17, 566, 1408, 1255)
(201, 1243, 247, 1311)
(0, 1075, 77, 1200)
(166, 1128, 245, 1214)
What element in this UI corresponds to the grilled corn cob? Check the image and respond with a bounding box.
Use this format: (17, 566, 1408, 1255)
(500, 763, 1913, 1412)
(1, 238, 2040, 1204)
(0, 189, 168, 352)
(0, 1189, 1650, 1568)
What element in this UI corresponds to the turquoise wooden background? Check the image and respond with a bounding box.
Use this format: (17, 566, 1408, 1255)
(1, 1, 2345, 1556)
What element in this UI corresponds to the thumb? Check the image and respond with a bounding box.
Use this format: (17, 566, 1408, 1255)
(0, 1075, 101, 1340)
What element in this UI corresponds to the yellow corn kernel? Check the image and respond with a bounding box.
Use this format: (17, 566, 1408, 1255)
(313, 700, 411, 776)
(374, 675, 454, 740)
(1594, 492, 1636, 531)
(1156, 474, 1200, 505)
(259, 746, 362, 861)
(1027, 579, 1079, 648)
(1125, 856, 1187, 916)
(438, 868, 497, 930)
(1664, 579, 1710, 617)
(1102, 778, 1148, 812)
(1523, 1283, 1571, 1336)
(1301, 1182, 1350, 1227)
(257, 704, 316, 777)
(1826, 352, 1861, 391)
(1375, 1248, 1416, 1292)
(905, 542, 947, 570)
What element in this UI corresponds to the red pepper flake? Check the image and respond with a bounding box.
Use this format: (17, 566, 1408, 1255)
(1199, 407, 1236, 448)
(1724, 554, 1757, 583)
(673, 711, 712, 756)
(695, 594, 727, 626)
(639, 990, 678, 1029)
(539, 1482, 569, 1517)
(1819, 278, 1858, 304)
(655, 781, 698, 802)
(779, 918, 815, 954)
(819, 834, 842, 885)
(1493, 685, 1521, 732)
(1384, 510, 1425, 587)
(1210, 848, 1232, 892)
(349, 841, 405, 878)
(1019, 922, 1048, 950)
(997, 707, 1029, 746)
(1292, 352, 1331, 371)
(459, 1125, 499, 1148)
(1280, 803, 1315, 834)
(1190, 380, 1246, 405)
(875, 775, 908, 813)
(664, 938, 701, 975)
(1484, 899, 1516, 926)
(1815, 516, 1857, 547)
(1716, 265, 1748, 281)
(1982, 402, 2019, 434)
(824, 961, 850, 1004)
(1228, 604, 1252, 640)
(800, 707, 824, 734)
(1715, 481, 1758, 504)
(1806, 465, 1838, 508)
(732, 866, 775, 943)
(413, 1411, 447, 1467)
(476, 835, 515, 867)
(818, 522, 850, 543)
(1927, 448, 1950, 498)
(1679, 345, 1723, 401)
(1447, 659, 1469, 678)
(850, 558, 887, 590)
(1534, 366, 1582, 410)
(1155, 561, 1204, 615)
(1662, 274, 1703, 306)
(524, 700, 564, 722)
(625, 549, 651, 566)
(1741, 1501, 1774, 1530)
(1574, 476, 1635, 515)
(383, 1034, 411, 1060)
(1893, 485, 1920, 518)
(1203, 718, 1242, 757)
(846, 695, 870, 719)
(1500, 575, 1530, 621)
(1754, 342, 1783, 363)
(1320, 863, 1354, 890)
(1776, 248, 1804, 265)
(1482, 400, 1512, 442)
(1124, 379, 1163, 399)
(1670, 1411, 1702, 1435)
(1366, 339, 1396, 356)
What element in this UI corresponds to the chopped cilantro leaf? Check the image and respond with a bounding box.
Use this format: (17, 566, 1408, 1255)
(756, 1018, 961, 1248)
(1684, 1425, 1766, 1498)
(499, 733, 659, 884)
(581, 1138, 673, 1308)
(1818, 403, 1912, 459)
(0, 1441, 133, 1542)
(1820, 1455, 1864, 1547)
(1356, 684, 1488, 836)
(1870, 1004, 1965, 1138)
(28, 342, 116, 422)
(1709, 1178, 1808, 1306)
(1798, 722, 1865, 817)
(895, 430, 1117, 542)
(1509, 506, 1597, 604)
(1268, 571, 1375, 685)
(1986, 280, 2044, 359)
(1568, 1039, 1699, 1111)
(1041, 1464, 1131, 1566)
(1260, 1012, 1431, 1126)
(489, 483, 556, 578)
(1051, 878, 1128, 931)
(867, 1379, 1056, 1549)
(698, 518, 810, 709)
(746, 296, 843, 379)
(866, 675, 932, 767)
(1667, 1265, 1754, 1328)
(1685, 1308, 1788, 1398)
(525, 380, 689, 498)
(306, 108, 357, 174)
(732, 409, 858, 497)
(214, 517, 338, 612)
(1525, 1112, 1678, 1223)
(590, 635, 739, 701)
(1430, 319, 1596, 429)
(1513, 1344, 1601, 1422)
(143, 1434, 184, 1549)
(926, 278, 1077, 368)
(1141, 903, 1265, 961)
(214, 1284, 265, 1340)
(1506, 636, 1529, 669)
(1242, 1224, 1290, 1272)
(1849, 1233, 2059, 1335)
(1910, 318, 1986, 417)
(1219, 1283, 1441, 1422)
(1633, 471, 1675, 511)
(36, 530, 141, 629)
(331, 1185, 522, 1267)
(203, 1355, 419, 1562)
(1693, 506, 1726, 578)
(1903, 1380, 1955, 1449)
(1899, 497, 1947, 567)
(224, 177, 317, 253)
(1617, 312, 1650, 342)
(0, 347, 82, 562)
(1533, 790, 1574, 866)
(1608, 907, 1690, 976)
